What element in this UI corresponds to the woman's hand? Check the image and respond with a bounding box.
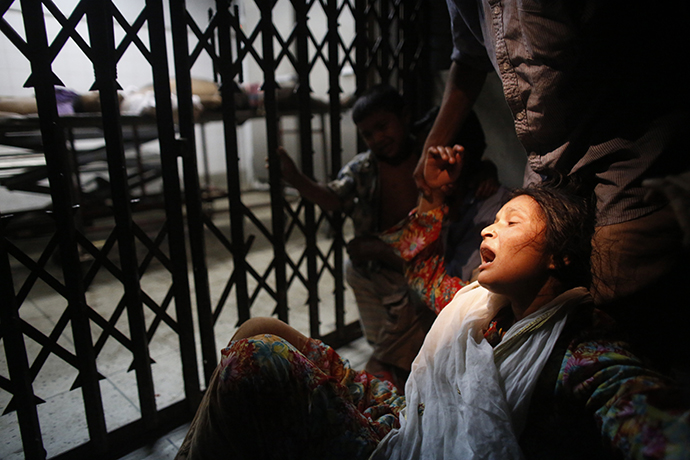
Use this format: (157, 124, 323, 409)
(424, 145, 464, 194)
(414, 145, 465, 213)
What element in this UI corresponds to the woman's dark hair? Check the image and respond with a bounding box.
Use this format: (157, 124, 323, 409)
(511, 177, 596, 289)
(351, 84, 406, 124)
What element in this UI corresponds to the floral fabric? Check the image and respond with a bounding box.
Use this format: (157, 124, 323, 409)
(380, 206, 467, 314)
(563, 336, 690, 459)
(519, 306, 690, 459)
(175, 334, 404, 460)
(176, 316, 689, 460)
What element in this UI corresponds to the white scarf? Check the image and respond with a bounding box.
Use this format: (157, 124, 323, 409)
(370, 281, 590, 460)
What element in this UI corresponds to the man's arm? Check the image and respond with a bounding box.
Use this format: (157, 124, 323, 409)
(416, 61, 487, 196)
(274, 147, 342, 211)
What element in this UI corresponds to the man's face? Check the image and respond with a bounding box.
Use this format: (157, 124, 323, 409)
(356, 109, 408, 161)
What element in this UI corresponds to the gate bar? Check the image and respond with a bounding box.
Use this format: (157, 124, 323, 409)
(326, 0, 346, 338)
(293, 0, 321, 339)
(261, 0, 290, 323)
(0, 220, 46, 459)
(216, 1, 252, 330)
(21, 0, 108, 452)
(167, 0, 206, 407)
(151, 0, 206, 396)
(86, 0, 157, 426)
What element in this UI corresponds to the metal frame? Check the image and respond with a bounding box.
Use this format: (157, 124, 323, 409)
(0, 0, 429, 458)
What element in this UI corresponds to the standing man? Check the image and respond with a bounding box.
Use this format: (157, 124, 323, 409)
(419, 1, 690, 371)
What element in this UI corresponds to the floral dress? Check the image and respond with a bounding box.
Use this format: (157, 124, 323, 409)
(175, 207, 690, 460)
(380, 205, 466, 314)
(175, 334, 404, 460)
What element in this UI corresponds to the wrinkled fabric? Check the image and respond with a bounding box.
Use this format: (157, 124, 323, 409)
(447, 0, 689, 225)
(371, 283, 588, 460)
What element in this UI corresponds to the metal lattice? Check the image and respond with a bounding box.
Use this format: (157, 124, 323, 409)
(0, 0, 430, 458)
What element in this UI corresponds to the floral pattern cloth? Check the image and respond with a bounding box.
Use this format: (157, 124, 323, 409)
(521, 306, 690, 459)
(380, 205, 467, 314)
(175, 334, 404, 460)
(176, 316, 690, 460)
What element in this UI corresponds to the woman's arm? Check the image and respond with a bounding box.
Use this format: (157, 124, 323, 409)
(381, 206, 466, 314)
(380, 146, 469, 313)
(232, 317, 310, 354)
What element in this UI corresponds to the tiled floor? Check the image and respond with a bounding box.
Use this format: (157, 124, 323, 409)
(0, 191, 373, 459)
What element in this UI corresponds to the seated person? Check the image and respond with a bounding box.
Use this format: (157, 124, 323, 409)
(174, 146, 689, 460)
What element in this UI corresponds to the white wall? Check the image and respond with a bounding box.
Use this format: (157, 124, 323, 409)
(0, 0, 217, 211)
(0, 0, 213, 96)
(1, 0, 360, 210)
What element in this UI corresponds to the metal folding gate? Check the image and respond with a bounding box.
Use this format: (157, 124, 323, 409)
(0, 0, 430, 458)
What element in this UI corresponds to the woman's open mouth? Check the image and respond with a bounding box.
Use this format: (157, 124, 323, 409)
(479, 246, 495, 269)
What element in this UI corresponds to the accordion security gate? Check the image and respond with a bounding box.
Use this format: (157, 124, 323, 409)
(0, 0, 428, 458)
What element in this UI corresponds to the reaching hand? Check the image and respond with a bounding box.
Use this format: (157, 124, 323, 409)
(268, 146, 300, 185)
(424, 145, 464, 195)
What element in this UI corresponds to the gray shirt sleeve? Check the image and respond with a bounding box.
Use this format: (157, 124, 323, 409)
(446, 0, 494, 71)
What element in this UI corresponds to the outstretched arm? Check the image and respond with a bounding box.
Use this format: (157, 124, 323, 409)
(416, 61, 487, 197)
(377, 143, 468, 313)
(417, 144, 464, 212)
(271, 147, 342, 211)
(381, 207, 467, 314)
